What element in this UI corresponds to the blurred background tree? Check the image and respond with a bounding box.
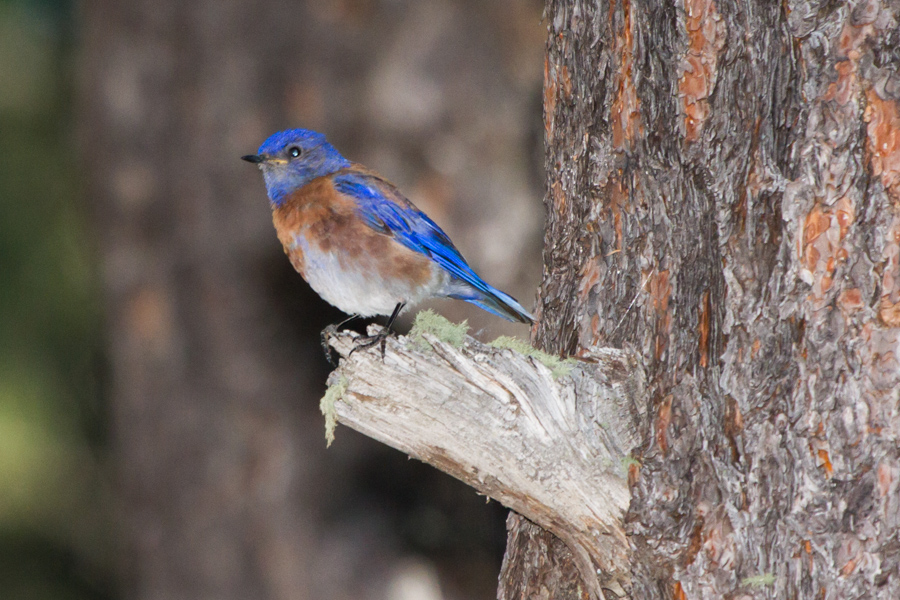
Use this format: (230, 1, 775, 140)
(1, 0, 545, 599)
(0, 0, 110, 598)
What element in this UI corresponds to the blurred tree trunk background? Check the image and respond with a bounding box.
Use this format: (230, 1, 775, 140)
(78, 1, 543, 600)
(499, 0, 900, 598)
(0, 1, 106, 598)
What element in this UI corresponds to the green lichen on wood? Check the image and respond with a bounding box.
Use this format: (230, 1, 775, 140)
(488, 336, 576, 379)
(741, 573, 776, 587)
(320, 376, 347, 447)
(409, 309, 469, 351)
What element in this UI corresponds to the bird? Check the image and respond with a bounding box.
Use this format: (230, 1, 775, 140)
(242, 128, 534, 353)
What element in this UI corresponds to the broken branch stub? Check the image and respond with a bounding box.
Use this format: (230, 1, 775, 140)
(324, 328, 647, 599)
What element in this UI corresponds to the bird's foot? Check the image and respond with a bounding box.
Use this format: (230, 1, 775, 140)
(320, 315, 363, 367)
(322, 305, 401, 366)
(346, 303, 403, 362)
(320, 324, 341, 367)
(348, 327, 392, 361)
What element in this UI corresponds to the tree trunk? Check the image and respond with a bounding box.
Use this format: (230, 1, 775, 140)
(514, 0, 900, 598)
(80, 3, 329, 598)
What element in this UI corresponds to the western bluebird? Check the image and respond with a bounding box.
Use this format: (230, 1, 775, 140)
(242, 128, 534, 348)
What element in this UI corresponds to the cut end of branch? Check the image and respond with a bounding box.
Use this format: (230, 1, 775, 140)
(322, 323, 648, 599)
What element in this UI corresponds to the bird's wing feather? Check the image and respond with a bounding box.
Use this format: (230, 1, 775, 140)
(332, 170, 493, 296)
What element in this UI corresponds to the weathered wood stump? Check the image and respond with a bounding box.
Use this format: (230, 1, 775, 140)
(323, 325, 648, 599)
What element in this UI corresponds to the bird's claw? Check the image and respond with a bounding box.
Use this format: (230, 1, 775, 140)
(347, 327, 391, 361)
(320, 324, 340, 367)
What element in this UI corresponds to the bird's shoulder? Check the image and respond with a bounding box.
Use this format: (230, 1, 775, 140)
(330, 164, 414, 210)
(330, 167, 473, 280)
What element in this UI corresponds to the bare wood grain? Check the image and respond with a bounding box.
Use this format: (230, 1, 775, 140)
(324, 328, 648, 599)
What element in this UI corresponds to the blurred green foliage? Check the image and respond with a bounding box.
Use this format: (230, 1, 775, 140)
(0, 0, 112, 598)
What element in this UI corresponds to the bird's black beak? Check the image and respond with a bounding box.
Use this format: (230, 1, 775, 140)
(241, 154, 265, 164)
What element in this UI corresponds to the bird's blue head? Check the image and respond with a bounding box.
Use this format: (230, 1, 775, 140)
(242, 128, 350, 206)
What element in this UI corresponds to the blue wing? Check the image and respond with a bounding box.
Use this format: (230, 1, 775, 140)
(333, 170, 533, 323)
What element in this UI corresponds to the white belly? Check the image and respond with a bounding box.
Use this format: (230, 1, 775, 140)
(293, 234, 446, 317)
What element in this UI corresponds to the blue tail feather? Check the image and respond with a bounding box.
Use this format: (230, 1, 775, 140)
(448, 283, 534, 324)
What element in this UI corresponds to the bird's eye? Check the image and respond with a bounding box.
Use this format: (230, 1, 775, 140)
(288, 146, 302, 158)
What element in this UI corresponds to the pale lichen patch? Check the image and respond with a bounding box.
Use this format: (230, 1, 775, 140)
(409, 309, 469, 351)
(488, 336, 576, 380)
(320, 376, 348, 447)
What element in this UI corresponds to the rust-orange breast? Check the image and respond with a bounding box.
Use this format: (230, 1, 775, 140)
(271, 175, 434, 288)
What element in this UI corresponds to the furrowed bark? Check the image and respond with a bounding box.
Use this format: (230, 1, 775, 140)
(532, 0, 900, 598)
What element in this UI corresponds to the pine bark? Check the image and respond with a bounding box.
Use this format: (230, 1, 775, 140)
(508, 0, 900, 598)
